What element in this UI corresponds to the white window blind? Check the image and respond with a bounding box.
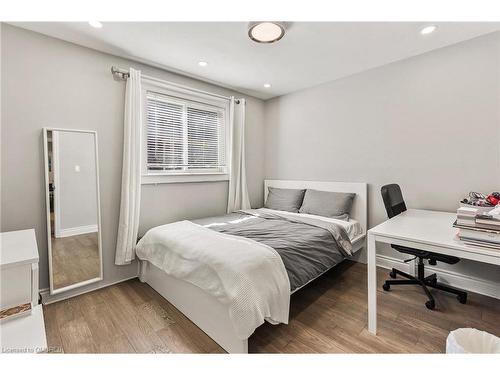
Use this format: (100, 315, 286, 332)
(145, 91, 227, 175)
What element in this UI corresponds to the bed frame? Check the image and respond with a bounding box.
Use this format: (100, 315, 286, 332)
(139, 180, 367, 353)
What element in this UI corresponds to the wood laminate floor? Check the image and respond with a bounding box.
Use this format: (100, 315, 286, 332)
(51, 232, 100, 290)
(43, 261, 500, 353)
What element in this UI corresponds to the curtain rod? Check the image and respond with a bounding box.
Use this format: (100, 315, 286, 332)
(110, 66, 240, 104)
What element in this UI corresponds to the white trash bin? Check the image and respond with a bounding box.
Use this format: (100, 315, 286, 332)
(446, 328, 500, 353)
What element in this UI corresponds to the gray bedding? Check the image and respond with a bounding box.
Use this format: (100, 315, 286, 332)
(193, 208, 352, 292)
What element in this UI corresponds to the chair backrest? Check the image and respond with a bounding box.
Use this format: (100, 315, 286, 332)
(381, 184, 407, 218)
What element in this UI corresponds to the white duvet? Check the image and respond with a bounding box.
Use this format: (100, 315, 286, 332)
(135, 220, 290, 340)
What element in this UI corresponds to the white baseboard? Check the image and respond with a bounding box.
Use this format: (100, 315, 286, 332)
(376, 254, 414, 275)
(40, 274, 138, 304)
(376, 254, 500, 300)
(423, 266, 500, 300)
(56, 224, 98, 238)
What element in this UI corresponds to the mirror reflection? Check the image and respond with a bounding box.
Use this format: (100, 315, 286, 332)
(45, 129, 102, 293)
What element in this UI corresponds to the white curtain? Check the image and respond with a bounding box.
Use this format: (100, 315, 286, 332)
(227, 97, 251, 213)
(115, 68, 142, 265)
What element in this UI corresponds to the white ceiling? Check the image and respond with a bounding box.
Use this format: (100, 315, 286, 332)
(12, 22, 500, 100)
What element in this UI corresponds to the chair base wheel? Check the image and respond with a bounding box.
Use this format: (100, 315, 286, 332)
(425, 300, 435, 310)
(389, 270, 397, 279)
(457, 294, 467, 304)
(382, 283, 390, 291)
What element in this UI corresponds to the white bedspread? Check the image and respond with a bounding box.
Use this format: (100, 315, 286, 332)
(135, 220, 290, 339)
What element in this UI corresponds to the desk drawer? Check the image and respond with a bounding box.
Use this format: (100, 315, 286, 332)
(0, 264, 32, 316)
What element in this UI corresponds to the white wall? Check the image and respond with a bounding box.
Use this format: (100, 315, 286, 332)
(264, 32, 500, 289)
(0, 24, 266, 297)
(56, 131, 98, 232)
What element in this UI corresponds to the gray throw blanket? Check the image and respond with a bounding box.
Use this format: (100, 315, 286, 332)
(193, 208, 352, 292)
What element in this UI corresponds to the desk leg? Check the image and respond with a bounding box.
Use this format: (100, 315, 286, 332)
(367, 232, 377, 334)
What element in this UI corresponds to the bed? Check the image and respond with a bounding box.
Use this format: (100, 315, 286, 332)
(137, 180, 367, 353)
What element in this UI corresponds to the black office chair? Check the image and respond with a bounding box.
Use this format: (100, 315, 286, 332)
(380, 184, 467, 310)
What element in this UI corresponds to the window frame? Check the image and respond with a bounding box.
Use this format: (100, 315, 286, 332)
(141, 78, 231, 185)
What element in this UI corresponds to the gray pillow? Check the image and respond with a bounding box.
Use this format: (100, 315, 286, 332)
(265, 187, 306, 213)
(299, 189, 355, 218)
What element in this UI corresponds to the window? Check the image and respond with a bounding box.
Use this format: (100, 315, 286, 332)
(142, 80, 230, 184)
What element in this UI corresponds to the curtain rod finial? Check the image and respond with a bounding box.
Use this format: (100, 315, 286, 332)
(111, 66, 129, 81)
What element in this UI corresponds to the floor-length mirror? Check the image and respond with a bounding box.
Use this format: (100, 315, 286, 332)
(43, 128, 103, 294)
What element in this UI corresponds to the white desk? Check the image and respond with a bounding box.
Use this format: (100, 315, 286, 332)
(367, 209, 500, 334)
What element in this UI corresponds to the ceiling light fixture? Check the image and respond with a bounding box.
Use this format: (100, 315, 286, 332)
(248, 22, 285, 43)
(420, 25, 437, 35)
(198, 61, 208, 67)
(263, 83, 272, 88)
(88, 21, 103, 29)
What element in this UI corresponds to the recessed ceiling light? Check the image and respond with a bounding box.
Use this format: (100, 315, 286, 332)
(263, 83, 272, 88)
(248, 22, 285, 43)
(198, 61, 208, 67)
(88, 21, 103, 29)
(420, 25, 437, 35)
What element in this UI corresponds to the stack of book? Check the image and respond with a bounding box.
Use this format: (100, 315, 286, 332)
(454, 205, 500, 249)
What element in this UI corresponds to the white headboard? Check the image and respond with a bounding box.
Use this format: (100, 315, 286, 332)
(264, 180, 368, 234)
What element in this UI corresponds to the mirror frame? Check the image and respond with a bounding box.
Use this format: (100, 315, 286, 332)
(43, 127, 104, 295)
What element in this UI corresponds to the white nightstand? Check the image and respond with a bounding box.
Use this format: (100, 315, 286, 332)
(1, 229, 47, 353)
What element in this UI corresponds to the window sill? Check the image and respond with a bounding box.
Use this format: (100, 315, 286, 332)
(141, 173, 230, 185)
